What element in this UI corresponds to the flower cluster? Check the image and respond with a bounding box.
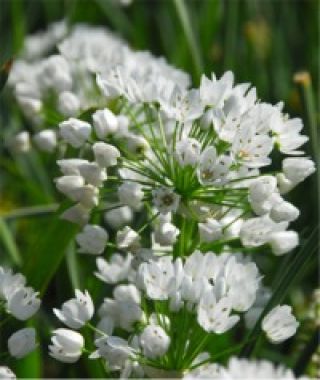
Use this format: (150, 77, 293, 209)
(0, 266, 41, 378)
(4, 22, 315, 379)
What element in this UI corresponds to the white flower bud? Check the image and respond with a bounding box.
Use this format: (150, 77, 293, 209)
(7, 286, 41, 320)
(72, 184, 99, 209)
(78, 162, 107, 187)
(93, 142, 120, 168)
(0, 367, 16, 379)
(270, 201, 299, 222)
(55, 175, 85, 200)
(54, 290, 94, 329)
(57, 158, 89, 175)
(139, 325, 170, 359)
(92, 108, 118, 138)
(17, 97, 42, 118)
(104, 206, 133, 230)
(58, 91, 80, 117)
(40, 55, 72, 91)
(282, 157, 316, 185)
(59, 118, 91, 148)
(116, 114, 129, 137)
(9, 131, 31, 153)
(90, 336, 132, 369)
(269, 231, 299, 255)
(33, 129, 57, 152)
(199, 219, 223, 243)
(126, 134, 149, 155)
(118, 182, 144, 210)
(8, 328, 36, 359)
(276, 173, 295, 194)
(95, 253, 132, 284)
(116, 226, 141, 251)
(154, 221, 179, 246)
(60, 203, 90, 226)
(49, 328, 84, 363)
(175, 138, 201, 167)
(262, 305, 299, 343)
(76, 224, 108, 255)
(248, 176, 277, 203)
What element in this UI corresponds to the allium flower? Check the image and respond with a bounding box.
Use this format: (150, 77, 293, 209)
(7, 287, 41, 320)
(33, 129, 57, 152)
(8, 328, 37, 359)
(95, 253, 132, 284)
(49, 329, 84, 363)
(59, 118, 91, 148)
(92, 108, 118, 138)
(262, 305, 299, 343)
(139, 324, 170, 359)
(152, 187, 181, 214)
(54, 290, 94, 329)
(0, 367, 16, 379)
(76, 224, 109, 255)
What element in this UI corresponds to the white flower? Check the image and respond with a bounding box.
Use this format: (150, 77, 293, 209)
(60, 203, 90, 225)
(222, 256, 260, 312)
(223, 357, 304, 379)
(240, 215, 288, 248)
(200, 71, 234, 108)
(40, 55, 72, 91)
(53, 289, 94, 329)
(78, 161, 107, 187)
(268, 231, 299, 255)
(33, 130, 57, 152)
(71, 184, 99, 208)
(56, 158, 89, 175)
(55, 175, 85, 199)
(49, 328, 84, 363)
(197, 146, 231, 186)
(118, 182, 144, 210)
(139, 324, 170, 359)
(59, 118, 91, 148)
(126, 134, 150, 155)
(152, 187, 180, 214)
(92, 108, 118, 138)
(175, 138, 201, 167)
(262, 305, 299, 343)
(0, 267, 26, 300)
(197, 292, 239, 333)
(104, 205, 133, 230)
(7, 286, 41, 320)
(137, 256, 177, 300)
(270, 201, 299, 223)
(76, 224, 108, 254)
(93, 142, 120, 168)
(116, 226, 141, 251)
(0, 367, 16, 379)
(8, 328, 37, 359)
(9, 131, 31, 153)
(95, 253, 132, 284)
(272, 115, 308, 155)
(199, 219, 223, 243)
(99, 284, 142, 331)
(90, 336, 132, 370)
(248, 176, 277, 203)
(282, 157, 316, 186)
(58, 91, 80, 117)
(231, 123, 273, 168)
(154, 221, 179, 246)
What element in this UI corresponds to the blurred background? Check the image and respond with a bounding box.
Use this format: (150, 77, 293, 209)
(0, 0, 318, 378)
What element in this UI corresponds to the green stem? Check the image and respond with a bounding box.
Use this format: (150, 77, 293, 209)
(173, 0, 204, 81)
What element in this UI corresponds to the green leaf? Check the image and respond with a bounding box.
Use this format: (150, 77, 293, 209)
(23, 212, 79, 295)
(0, 217, 22, 266)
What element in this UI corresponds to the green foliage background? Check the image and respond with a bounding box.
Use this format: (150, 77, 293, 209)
(0, 0, 318, 378)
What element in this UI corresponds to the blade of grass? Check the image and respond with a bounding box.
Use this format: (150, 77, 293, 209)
(173, 0, 204, 81)
(0, 217, 22, 266)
